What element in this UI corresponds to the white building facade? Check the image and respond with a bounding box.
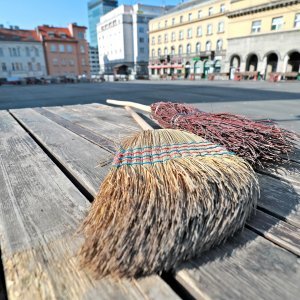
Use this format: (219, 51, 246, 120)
(0, 29, 47, 79)
(97, 4, 170, 78)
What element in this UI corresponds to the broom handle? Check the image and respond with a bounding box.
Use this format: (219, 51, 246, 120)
(124, 106, 154, 131)
(107, 99, 151, 113)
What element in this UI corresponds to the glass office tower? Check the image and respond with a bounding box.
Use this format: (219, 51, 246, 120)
(88, 0, 118, 47)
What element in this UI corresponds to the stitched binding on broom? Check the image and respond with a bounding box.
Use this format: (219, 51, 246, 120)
(113, 142, 234, 167)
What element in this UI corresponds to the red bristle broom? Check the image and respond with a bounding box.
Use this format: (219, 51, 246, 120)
(107, 99, 298, 167)
(78, 106, 259, 278)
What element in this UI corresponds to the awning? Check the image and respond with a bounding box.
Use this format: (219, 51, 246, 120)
(113, 64, 128, 69)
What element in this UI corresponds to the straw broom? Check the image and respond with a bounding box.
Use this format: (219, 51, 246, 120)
(107, 100, 298, 167)
(79, 106, 259, 278)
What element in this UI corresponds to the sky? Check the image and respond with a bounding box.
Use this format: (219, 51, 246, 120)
(0, 0, 182, 38)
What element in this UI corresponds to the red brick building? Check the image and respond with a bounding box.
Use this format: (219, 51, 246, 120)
(36, 23, 90, 78)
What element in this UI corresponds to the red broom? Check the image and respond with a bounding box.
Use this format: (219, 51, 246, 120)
(79, 106, 258, 278)
(107, 100, 298, 167)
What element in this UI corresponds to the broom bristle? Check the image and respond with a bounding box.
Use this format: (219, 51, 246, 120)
(150, 102, 298, 167)
(79, 129, 258, 278)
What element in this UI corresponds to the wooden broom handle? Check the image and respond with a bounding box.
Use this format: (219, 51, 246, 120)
(107, 99, 151, 113)
(124, 106, 154, 131)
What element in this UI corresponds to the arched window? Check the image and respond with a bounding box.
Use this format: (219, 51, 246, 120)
(171, 46, 175, 55)
(196, 42, 201, 53)
(216, 40, 223, 51)
(206, 41, 211, 51)
(158, 48, 161, 56)
(186, 44, 191, 54)
(164, 47, 168, 55)
(178, 45, 183, 55)
(151, 49, 155, 57)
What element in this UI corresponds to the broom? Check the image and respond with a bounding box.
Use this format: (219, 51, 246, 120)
(107, 100, 298, 167)
(79, 106, 259, 278)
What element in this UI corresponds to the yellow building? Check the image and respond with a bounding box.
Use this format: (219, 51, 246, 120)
(148, 0, 230, 79)
(226, 0, 300, 79)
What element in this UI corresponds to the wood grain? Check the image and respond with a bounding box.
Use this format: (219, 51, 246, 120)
(175, 229, 300, 300)
(0, 110, 179, 299)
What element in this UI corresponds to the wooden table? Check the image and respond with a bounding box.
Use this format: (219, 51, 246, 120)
(0, 103, 299, 299)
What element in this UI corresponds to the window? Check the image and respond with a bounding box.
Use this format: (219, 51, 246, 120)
(36, 63, 41, 71)
(218, 21, 224, 33)
(171, 32, 176, 41)
(198, 10, 202, 19)
(25, 47, 29, 56)
(165, 20, 168, 28)
(34, 48, 39, 56)
(82, 58, 86, 66)
(158, 35, 161, 44)
(186, 44, 191, 54)
(80, 45, 85, 53)
(294, 13, 300, 28)
(164, 47, 168, 55)
(67, 45, 73, 53)
(151, 37, 155, 45)
(140, 47, 145, 54)
(78, 32, 84, 39)
(179, 31, 183, 40)
(187, 28, 192, 39)
(196, 42, 201, 53)
(216, 39, 223, 50)
(208, 7, 213, 16)
(151, 49, 155, 57)
(12, 63, 15, 71)
(61, 59, 67, 66)
(17, 48, 20, 56)
(271, 17, 283, 30)
(180, 16, 183, 23)
(158, 48, 161, 56)
(28, 62, 33, 71)
(164, 34, 168, 43)
(12, 48, 17, 57)
(1, 62, 7, 71)
(197, 26, 202, 36)
(48, 32, 55, 38)
(158, 22, 161, 29)
(50, 44, 56, 52)
(52, 58, 58, 66)
(139, 37, 145, 43)
(188, 13, 192, 21)
(171, 46, 175, 55)
(172, 18, 175, 26)
(206, 41, 211, 51)
(251, 20, 261, 33)
(220, 4, 225, 13)
(59, 44, 65, 52)
(0, 48, 3, 57)
(178, 45, 183, 55)
(207, 24, 213, 35)
(60, 33, 67, 39)
(139, 27, 144, 33)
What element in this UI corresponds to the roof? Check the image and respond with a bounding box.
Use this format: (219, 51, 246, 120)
(0, 28, 39, 42)
(167, 0, 210, 14)
(37, 26, 75, 42)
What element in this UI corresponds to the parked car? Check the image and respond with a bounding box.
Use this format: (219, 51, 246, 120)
(6, 77, 25, 85)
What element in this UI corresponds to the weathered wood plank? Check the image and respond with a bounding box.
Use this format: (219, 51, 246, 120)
(247, 210, 300, 256)
(34, 107, 116, 153)
(45, 104, 139, 141)
(10, 108, 111, 196)
(175, 229, 300, 300)
(0, 110, 180, 300)
(258, 174, 300, 228)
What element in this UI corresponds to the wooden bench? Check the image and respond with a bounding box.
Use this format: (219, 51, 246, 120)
(0, 104, 299, 299)
(234, 71, 259, 81)
(282, 72, 299, 81)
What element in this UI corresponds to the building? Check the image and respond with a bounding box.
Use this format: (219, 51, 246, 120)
(148, 0, 229, 79)
(97, 4, 170, 78)
(89, 46, 100, 76)
(226, 0, 300, 79)
(0, 26, 47, 79)
(36, 23, 90, 78)
(88, 0, 118, 47)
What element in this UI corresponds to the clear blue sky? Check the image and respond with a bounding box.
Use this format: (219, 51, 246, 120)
(0, 0, 182, 40)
